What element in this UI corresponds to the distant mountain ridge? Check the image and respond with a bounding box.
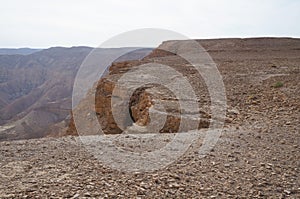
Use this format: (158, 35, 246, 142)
(0, 46, 153, 141)
(0, 48, 42, 55)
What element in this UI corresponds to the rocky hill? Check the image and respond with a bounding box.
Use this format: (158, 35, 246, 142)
(0, 47, 152, 141)
(0, 48, 42, 55)
(0, 47, 93, 140)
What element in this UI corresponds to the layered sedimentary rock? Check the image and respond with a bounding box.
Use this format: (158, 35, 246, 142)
(68, 41, 213, 135)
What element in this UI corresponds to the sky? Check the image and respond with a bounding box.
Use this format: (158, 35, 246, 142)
(1, 0, 299, 48)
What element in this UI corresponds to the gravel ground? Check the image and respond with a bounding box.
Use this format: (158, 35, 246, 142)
(0, 121, 299, 198)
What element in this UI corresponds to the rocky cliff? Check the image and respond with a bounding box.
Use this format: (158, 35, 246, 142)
(67, 38, 300, 136)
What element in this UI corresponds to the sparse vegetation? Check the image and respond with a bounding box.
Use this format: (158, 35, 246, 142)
(274, 81, 284, 88)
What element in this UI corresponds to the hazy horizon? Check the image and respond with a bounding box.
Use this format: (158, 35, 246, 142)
(1, 36, 300, 49)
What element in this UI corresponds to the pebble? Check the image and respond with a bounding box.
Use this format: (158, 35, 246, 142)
(71, 193, 80, 198)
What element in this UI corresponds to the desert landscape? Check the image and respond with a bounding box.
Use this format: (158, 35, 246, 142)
(0, 47, 152, 140)
(0, 38, 299, 198)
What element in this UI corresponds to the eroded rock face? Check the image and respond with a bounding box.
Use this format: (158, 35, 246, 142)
(129, 87, 153, 126)
(68, 42, 212, 135)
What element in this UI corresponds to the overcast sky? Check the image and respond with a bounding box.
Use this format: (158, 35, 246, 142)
(1, 0, 299, 48)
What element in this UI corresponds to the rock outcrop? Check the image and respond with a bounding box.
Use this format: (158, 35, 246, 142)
(67, 37, 300, 136)
(68, 42, 214, 135)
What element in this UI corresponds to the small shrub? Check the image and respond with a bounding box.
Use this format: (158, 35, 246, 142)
(274, 81, 284, 88)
